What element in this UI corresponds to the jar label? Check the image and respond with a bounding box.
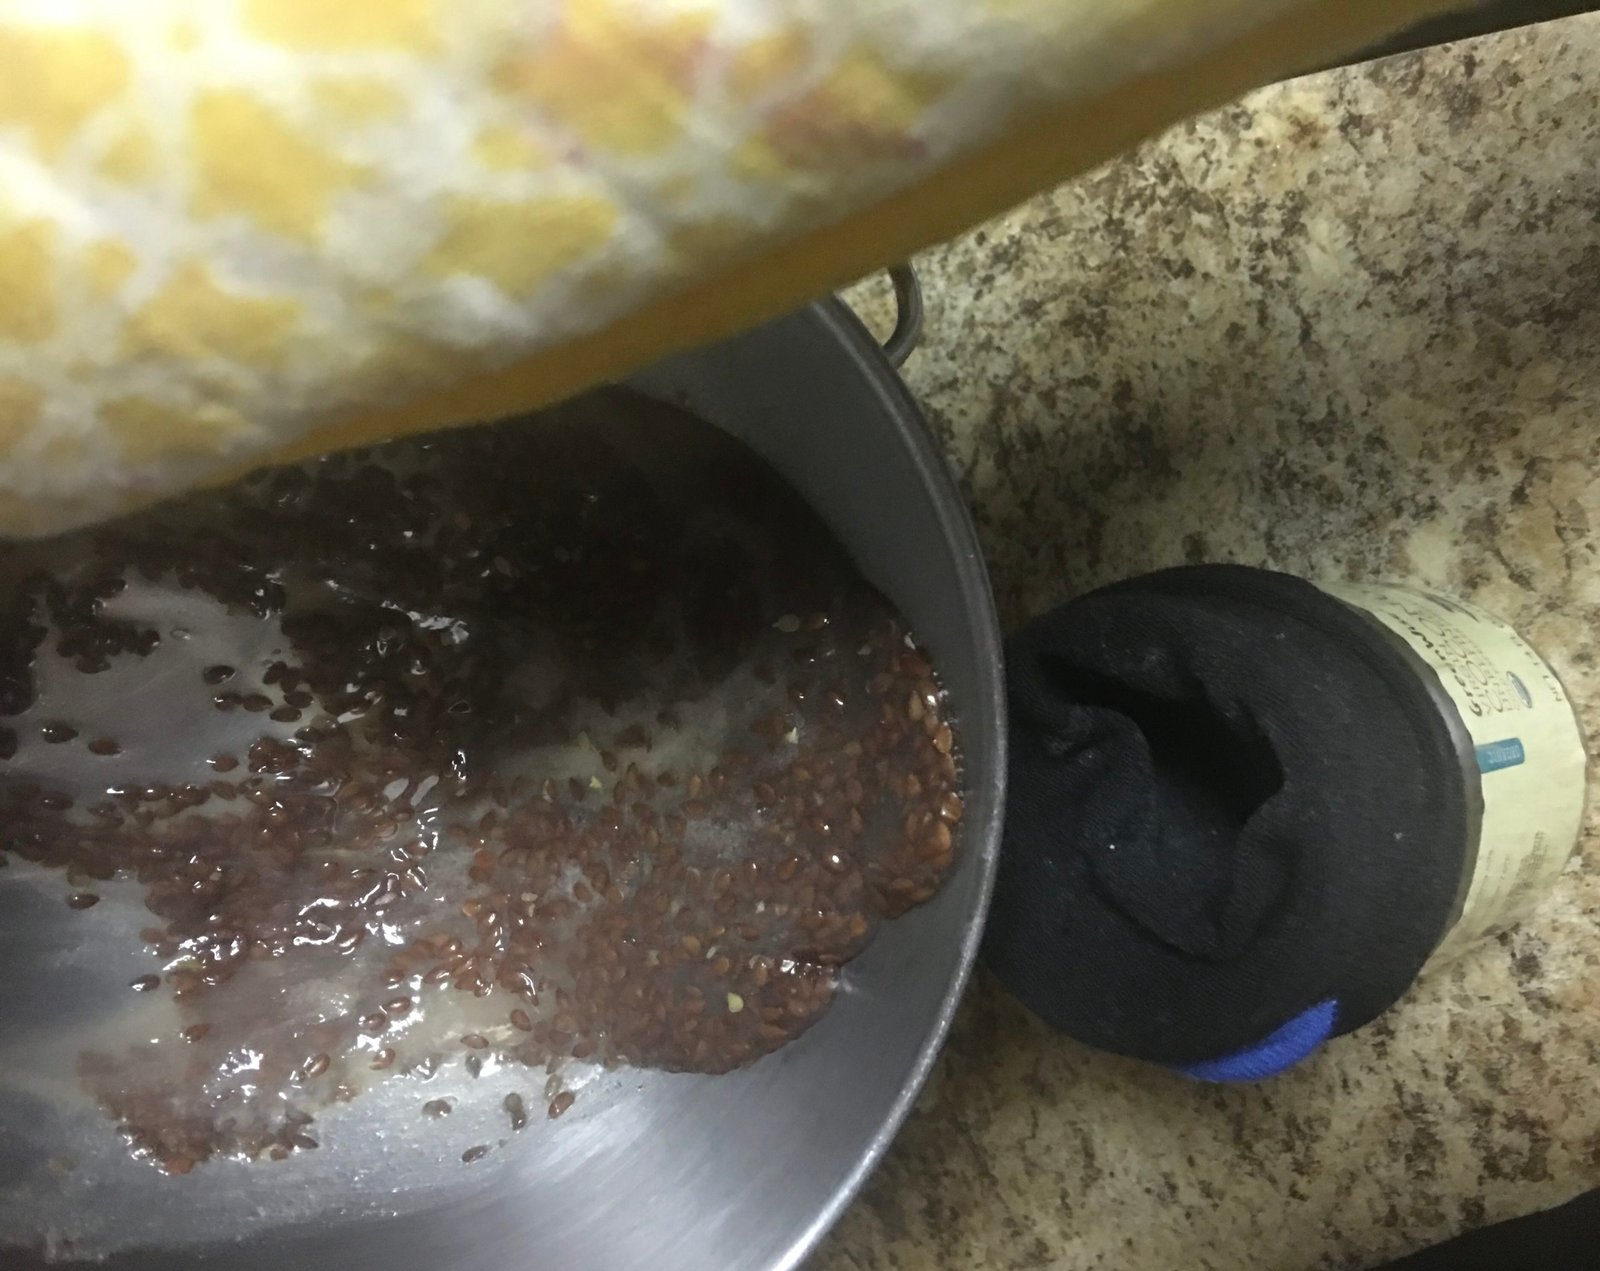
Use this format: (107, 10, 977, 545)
(1323, 582, 1587, 965)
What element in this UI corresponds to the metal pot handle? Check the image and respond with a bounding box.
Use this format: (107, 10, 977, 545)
(880, 264, 924, 369)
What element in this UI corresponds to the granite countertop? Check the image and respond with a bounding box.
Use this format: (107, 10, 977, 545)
(829, 15, 1600, 1270)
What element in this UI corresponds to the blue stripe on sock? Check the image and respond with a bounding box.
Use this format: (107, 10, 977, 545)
(1174, 999, 1339, 1083)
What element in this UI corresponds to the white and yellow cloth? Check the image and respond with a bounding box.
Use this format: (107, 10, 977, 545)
(0, 0, 1455, 535)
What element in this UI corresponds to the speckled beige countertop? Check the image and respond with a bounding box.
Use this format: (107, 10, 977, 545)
(827, 15, 1600, 1271)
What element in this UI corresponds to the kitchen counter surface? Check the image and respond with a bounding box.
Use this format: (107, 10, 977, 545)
(829, 14, 1600, 1270)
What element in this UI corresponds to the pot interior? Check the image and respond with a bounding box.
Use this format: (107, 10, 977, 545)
(5, 302, 1004, 1271)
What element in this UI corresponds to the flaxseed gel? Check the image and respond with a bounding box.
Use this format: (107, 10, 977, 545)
(0, 390, 962, 1192)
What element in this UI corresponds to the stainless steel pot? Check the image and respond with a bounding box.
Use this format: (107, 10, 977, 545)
(14, 271, 1006, 1271)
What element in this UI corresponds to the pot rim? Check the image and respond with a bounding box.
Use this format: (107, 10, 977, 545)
(778, 292, 1006, 1270)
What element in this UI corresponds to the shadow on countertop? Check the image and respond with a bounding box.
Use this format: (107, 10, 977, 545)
(1385, 1187, 1600, 1268)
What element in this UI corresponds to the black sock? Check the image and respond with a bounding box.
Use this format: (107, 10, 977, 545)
(985, 565, 1467, 1071)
